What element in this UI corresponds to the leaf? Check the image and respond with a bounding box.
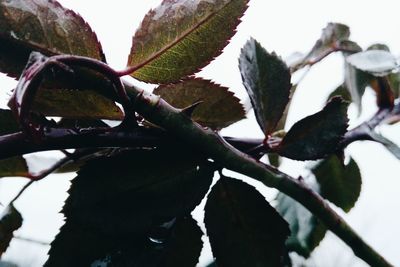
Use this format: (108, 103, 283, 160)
(0, 156, 29, 178)
(0, 109, 19, 135)
(368, 131, 400, 160)
(204, 177, 290, 267)
(367, 43, 390, 52)
(162, 216, 203, 267)
(369, 77, 395, 109)
(46, 148, 213, 266)
(275, 192, 326, 258)
(346, 50, 399, 76)
(0, 0, 105, 78)
(277, 97, 349, 160)
(153, 78, 245, 129)
(127, 0, 249, 83)
(312, 156, 362, 212)
(293, 23, 350, 70)
(327, 84, 351, 103)
(0, 205, 23, 257)
(32, 88, 123, 120)
(239, 38, 292, 135)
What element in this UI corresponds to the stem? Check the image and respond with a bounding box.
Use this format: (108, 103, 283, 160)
(124, 82, 393, 267)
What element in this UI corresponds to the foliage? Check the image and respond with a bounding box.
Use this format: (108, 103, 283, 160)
(0, 0, 398, 267)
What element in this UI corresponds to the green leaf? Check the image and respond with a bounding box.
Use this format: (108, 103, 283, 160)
(239, 38, 292, 135)
(312, 156, 362, 212)
(204, 177, 290, 267)
(0, 0, 105, 78)
(292, 23, 350, 70)
(32, 88, 123, 120)
(0, 109, 19, 135)
(0, 205, 23, 257)
(275, 192, 326, 258)
(277, 97, 349, 160)
(127, 0, 249, 83)
(368, 131, 400, 160)
(0, 156, 29, 178)
(347, 50, 399, 77)
(327, 84, 351, 103)
(153, 78, 245, 129)
(46, 148, 213, 266)
(367, 43, 391, 52)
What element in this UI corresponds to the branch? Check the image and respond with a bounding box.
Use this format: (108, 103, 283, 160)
(124, 81, 394, 267)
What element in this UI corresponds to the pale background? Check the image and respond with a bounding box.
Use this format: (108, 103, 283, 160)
(0, 0, 399, 266)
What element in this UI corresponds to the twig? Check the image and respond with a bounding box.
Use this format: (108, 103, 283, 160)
(123, 81, 394, 267)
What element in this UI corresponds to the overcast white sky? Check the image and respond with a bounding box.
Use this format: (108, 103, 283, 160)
(1, 1, 400, 266)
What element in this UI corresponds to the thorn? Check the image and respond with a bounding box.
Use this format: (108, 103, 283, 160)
(181, 101, 203, 117)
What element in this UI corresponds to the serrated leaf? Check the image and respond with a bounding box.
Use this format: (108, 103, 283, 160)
(368, 131, 400, 160)
(204, 177, 290, 267)
(312, 156, 362, 212)
(239, 38, 291, 135)
(292, 23, 350, 71)
(277, 97, 349, 160)
(0, 156, 29, 178)
(46, 148, 213, 266)
(0, 0, 105, 78)
(347, 50, 399, 76)
(32, 88, 123, 120)
(275, 192, 326, 258)
(127, 0, 249, 83)
(0, 205, 23, 257)
(0, 109, 19, 135)
(153, 78, 245, 129)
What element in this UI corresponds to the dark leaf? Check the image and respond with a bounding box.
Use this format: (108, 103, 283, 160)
(127, 0, 249, 83)
(277, 97, 349, 160)
(388, 73, 400, 98)
(46, 148, 213, 266)
(32, 88, 124, 120)
(0, 205, 23, 257)
(275, 188, 326, 258)
(162, 216, 203, 267)
(204, 177, 290, 267)
(0, 109, 19, 135)
(0, 0, 105, 78)
(0, 156, 29, 178)
(153, 78, 245, 129)
(239, 38, 291, 135)
(312, 156, 362, 212)
(347, 50, 398, 77)
(369, 77, 395, 109)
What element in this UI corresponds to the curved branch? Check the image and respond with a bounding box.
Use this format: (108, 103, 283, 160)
(124, 82, 394, 267)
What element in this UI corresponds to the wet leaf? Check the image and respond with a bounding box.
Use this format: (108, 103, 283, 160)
(0, 156, 29, 178)
(312, 156, 362, 212)
(0, 0, 105, 78)
(239, 38, 291, 135)
(275, 191, 326, 258)
(0, 109, 19, 135)
(153, 78, 245, 129)
(277, 97, 349, 160)
(128, 0, 249, 83)
(204, 177, 290, 267)
(46, 148, 213, 266)
(0, 205, 23, 257)
(32, 88, 124, 120)
(347, 50, 398, 77)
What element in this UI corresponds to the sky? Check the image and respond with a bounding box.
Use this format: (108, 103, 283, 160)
(0, 0, 399, 266)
